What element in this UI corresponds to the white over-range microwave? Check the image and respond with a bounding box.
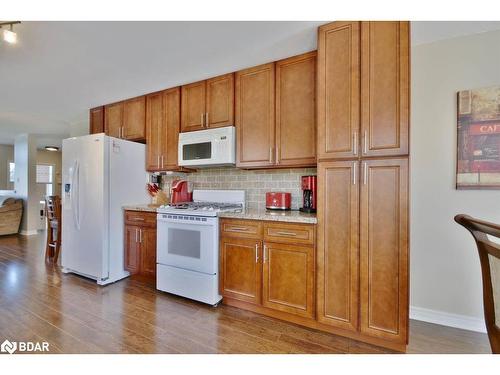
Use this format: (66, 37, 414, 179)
(178, 126, 236, 167)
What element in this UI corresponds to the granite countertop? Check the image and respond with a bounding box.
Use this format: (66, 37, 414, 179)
(218, 208, 317, 224)
(123, 204, 158, 213)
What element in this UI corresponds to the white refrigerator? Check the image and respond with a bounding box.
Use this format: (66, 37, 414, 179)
(61, 133, 149, 285)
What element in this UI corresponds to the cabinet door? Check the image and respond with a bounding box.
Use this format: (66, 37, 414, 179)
(162, 87, 182, 170)
(140, 227, 157, 278)
(360, 158, 408, 343)
(104, 102, 123, 138)
(123, 96, 146, 141)
(89, 106, 104, 134)
(124, 225, 140, 274)
(206, 73, 234, 129)
(235, 63, 275, 168)
(262, 242, 314, 318)
(317, 21, 360, 160)
(146, 92, 163, 171)
(317, 161, 359, 331)
(181, 80, 206, 132)
(276, 52, 316, 167)
(220, 237, 261, 305)
(360, 21, 409, 157)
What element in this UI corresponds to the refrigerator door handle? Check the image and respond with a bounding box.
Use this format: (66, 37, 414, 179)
(73, 160, 81, 230)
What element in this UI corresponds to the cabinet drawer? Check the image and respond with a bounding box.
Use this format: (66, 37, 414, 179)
(220, 219, 262, 239)
(264, 222, 315, 245)
(124, 210, 156, 227)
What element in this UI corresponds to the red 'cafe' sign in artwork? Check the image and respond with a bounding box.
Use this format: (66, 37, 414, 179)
(457, 85, 500, 189)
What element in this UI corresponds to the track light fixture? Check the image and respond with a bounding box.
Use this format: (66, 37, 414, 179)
(0, 21, 21, 44)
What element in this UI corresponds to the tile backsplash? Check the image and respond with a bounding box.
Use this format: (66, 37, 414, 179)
(157, 167, 317, 210)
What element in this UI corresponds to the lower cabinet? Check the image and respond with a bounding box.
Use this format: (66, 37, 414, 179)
(262, 242, 314, 318)
(124, 210, 157, 282)
(317, 158, 409, 345)
(220, 237, 261, 304)
(219, 219, 315, 319)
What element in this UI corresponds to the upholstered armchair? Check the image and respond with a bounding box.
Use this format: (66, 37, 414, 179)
(0, 197, 23, 235)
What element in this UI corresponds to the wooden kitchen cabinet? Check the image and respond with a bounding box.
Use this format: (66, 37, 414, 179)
(104, 101, 123, 138)
(181, 73, 234, 132)
(262, 242, 315, 318)
(146, 87, 186, 171)
(124, 225, 141, 274)
(220, 236, 262, 305)
(181, 80, 206, 132)
(105, 97, 146, 141)
(123, 96, 146, 141)
(124, 210, 157, 282)
(220, 218, 316, 319)
(360, 22, 409, 157)
(235, 63, 276, 168)
(276, 51, 317, 166)
(317, 21, 409, 161)
(89, 106, 105, 134)
(317, 161, 359, 332)
(317, 21, 360, 160)
(359, 158, 408, 343)
(141, 227, 157, 279)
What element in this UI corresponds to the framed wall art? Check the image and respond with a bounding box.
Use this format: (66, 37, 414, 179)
(457, 85, 500, 189)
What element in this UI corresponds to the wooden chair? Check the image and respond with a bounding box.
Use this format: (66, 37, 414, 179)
(455, 214, 500, 353)
(45, 195, 62, 264)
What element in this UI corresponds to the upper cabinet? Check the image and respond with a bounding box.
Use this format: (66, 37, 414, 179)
(236, 52, 317, 169)
(104, 97, 146, 141)
(181, 73, 234, 132)
(146, 87, 187, 172)
(360, 22, 409, 157)
(317, 22, 360, 160)
(276, 51, 317, 166)
(89, 106, 104, 134)
(235, 63, 276, 168)
(123, 96, 146, 141)
(317, 21, 409, 160)
(104, 101, 123, 138)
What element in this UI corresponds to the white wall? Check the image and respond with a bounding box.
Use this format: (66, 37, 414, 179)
(14, 134, 39, 235)
(0, 144, 14, 190)
(411, 30, 500, 332)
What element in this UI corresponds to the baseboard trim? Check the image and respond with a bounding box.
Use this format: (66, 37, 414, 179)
(410, 305, 486, 333)
(19, 230, 38, 236)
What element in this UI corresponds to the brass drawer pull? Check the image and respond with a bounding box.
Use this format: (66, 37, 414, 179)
(131, 217, 145, 221)
(274, 231, 298, 237)
(227, 226, 250, 232)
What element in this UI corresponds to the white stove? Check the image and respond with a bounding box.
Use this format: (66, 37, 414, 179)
(156, 190, 245, 306)
(158, 189, 245, 217)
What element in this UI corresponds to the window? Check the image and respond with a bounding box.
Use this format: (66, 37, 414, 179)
(36, 164, 54, 198)
(36, 165, 53, 184)
(8, 162, 15, 183)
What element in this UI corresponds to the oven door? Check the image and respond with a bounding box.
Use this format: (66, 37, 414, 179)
(157, 214, 218, 275)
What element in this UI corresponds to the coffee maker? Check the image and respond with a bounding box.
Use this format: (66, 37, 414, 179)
(299, 175, 317, 213)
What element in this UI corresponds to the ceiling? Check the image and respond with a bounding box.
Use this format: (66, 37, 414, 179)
(1, 21, 500, 148)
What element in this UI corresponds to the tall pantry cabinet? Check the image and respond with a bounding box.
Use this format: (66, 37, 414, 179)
(316, 21, 410, 350)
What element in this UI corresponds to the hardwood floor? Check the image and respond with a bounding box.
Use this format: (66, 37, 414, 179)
(0, 233, 491, 354)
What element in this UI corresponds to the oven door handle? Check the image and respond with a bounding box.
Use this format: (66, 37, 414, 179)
(157, 217, 216, 226)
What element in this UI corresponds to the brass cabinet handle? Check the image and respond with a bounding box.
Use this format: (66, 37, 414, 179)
(157, 155, 160, 168)
(205, 112, 209, 127)
(363, 162, 368, 185)
(161, 155, 164, 169)
(263, 244, 267, 263)
(201, 113, 204, 127)
(353, 162, 357, 185)
(363, 130, 368, 154)
(139, 229, 142, 243)
(132, 217, 144, 221)
(269, 147, 273, 163)
(275, 231, 297, 237)
(353, 131, 358, 155)
(227, 226, 249, 232)
(135, 228, 138, 243)
(255, 243, 259, 263)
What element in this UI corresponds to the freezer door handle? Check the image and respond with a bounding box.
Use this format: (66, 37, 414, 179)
(72, 160, 81, 230)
